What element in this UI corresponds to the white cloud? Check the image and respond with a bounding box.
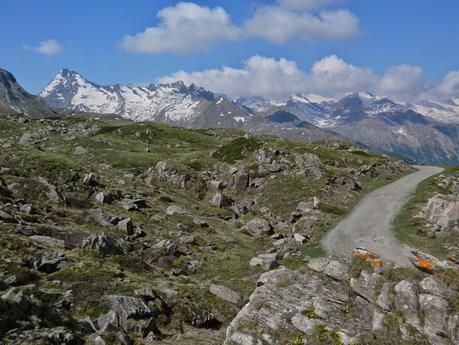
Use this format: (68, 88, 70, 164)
(158, 55, 308, 100)
(309, 55, 377, 95)
(436, 71, 459, 99)
(120, 2, 239, 54)
(33, 39, 63, 56)
(278, 0, 344, 11)
(158, 54, 437, 102)
(244, 7, 359, 43)
(378, 65, 428, 101)
(121, 1, 359, 54)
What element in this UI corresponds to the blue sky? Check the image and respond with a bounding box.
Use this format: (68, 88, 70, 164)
(1, 0, 459, 101)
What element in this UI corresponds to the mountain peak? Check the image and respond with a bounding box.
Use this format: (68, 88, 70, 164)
(0, 67, 55, 117)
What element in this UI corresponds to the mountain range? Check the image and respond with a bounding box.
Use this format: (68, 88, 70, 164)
(1, 67, 459, 165)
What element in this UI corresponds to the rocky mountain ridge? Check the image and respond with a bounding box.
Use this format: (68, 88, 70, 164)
(0, 68, 55, 118)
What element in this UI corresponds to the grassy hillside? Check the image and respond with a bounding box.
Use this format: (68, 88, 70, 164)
(0, 113, 409, 344)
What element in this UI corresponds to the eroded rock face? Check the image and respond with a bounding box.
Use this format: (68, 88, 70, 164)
(104, 295, 153, 331)
(419, 194, 459, 231)
(225, 260, 459, 345)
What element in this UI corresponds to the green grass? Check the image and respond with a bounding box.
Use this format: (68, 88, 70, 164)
(212, 136, 261, 163)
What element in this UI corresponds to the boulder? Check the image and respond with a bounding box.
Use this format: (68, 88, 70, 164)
(122, 198, 147, 211)
(0, 209, 17, 223)
(83, 173, 97, 186)
(249, 253, 278, 271)
(209, 284, 242, 304)
(33, 252, 66, 273)
(166, 205, 187, 216)
(293, 233, 308, 244)
(104, 295, 152, 331)
(333, 176, 361, 191)
(85, 209, 119, 227)
(95, 192, 113, 204)
(81, 233, 124, 256)
(243, 218, 273, 237)
(231, 173, 249, 190)
(211, 192, 232, 208)
(36, 177, 66, 204)
(419, 194, 459, 231)
(74, 146, 88, 155)
(117, 218, 134, 235)
(134, 287, 156, 301)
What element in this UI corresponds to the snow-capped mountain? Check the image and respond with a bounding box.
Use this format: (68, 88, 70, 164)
(410, 98, 459, 124)
(241, 91, 459, 165)
(39, 69, 459, 165)
(40, 69, 251, 128)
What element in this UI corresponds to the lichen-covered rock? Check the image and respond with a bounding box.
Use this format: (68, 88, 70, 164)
(104, 295, 152, 331)
(211, 192, 232, 208)
(394, 280, 421, 330)
(84, 208, 119, 227)
(209, 284, 242, 304)
(32, 251, 66, 273)
(419, 194, 459, 231)
(81, 233, 124, 256)
(243, 218, 273, 237)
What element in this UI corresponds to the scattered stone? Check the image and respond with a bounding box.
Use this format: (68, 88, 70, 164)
(211, 192, 232, 208)
(273, 238, 287, 246)
(117, 218, 134, 235)
(134, 287, 156, 301)
(81, 233, 124, 256)
(243, 218, 273, 237)
(166, 205, 187, 216)
(33, 252, 66, 273)
(95, 192, 113, 204)
(313, 196, 321, 209)
(232, 173, 249, 190)
(83, 172, 97, 186)
(104, 295, 152, 330)
(333, 176, 362, 190)
(74, 146, 88, 155)
(85, 208, 119, 226)
(249, 252, 278, 270)
(29, 235, 65, 248)
(0, 209, 17, 223)
(209, 284, 242, 304)
(293, 233, 308, 244)
(36, 177, 66, 204)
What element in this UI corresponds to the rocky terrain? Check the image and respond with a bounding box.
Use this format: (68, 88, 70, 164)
(0, 110, 412, 344)
(226, 255, 459, 345)
(395, 167, 459, 259)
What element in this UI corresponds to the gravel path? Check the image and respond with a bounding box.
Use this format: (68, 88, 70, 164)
(322, 166, 443, 267)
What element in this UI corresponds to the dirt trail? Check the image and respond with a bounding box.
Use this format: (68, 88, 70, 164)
(322, 166, 443, 267)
